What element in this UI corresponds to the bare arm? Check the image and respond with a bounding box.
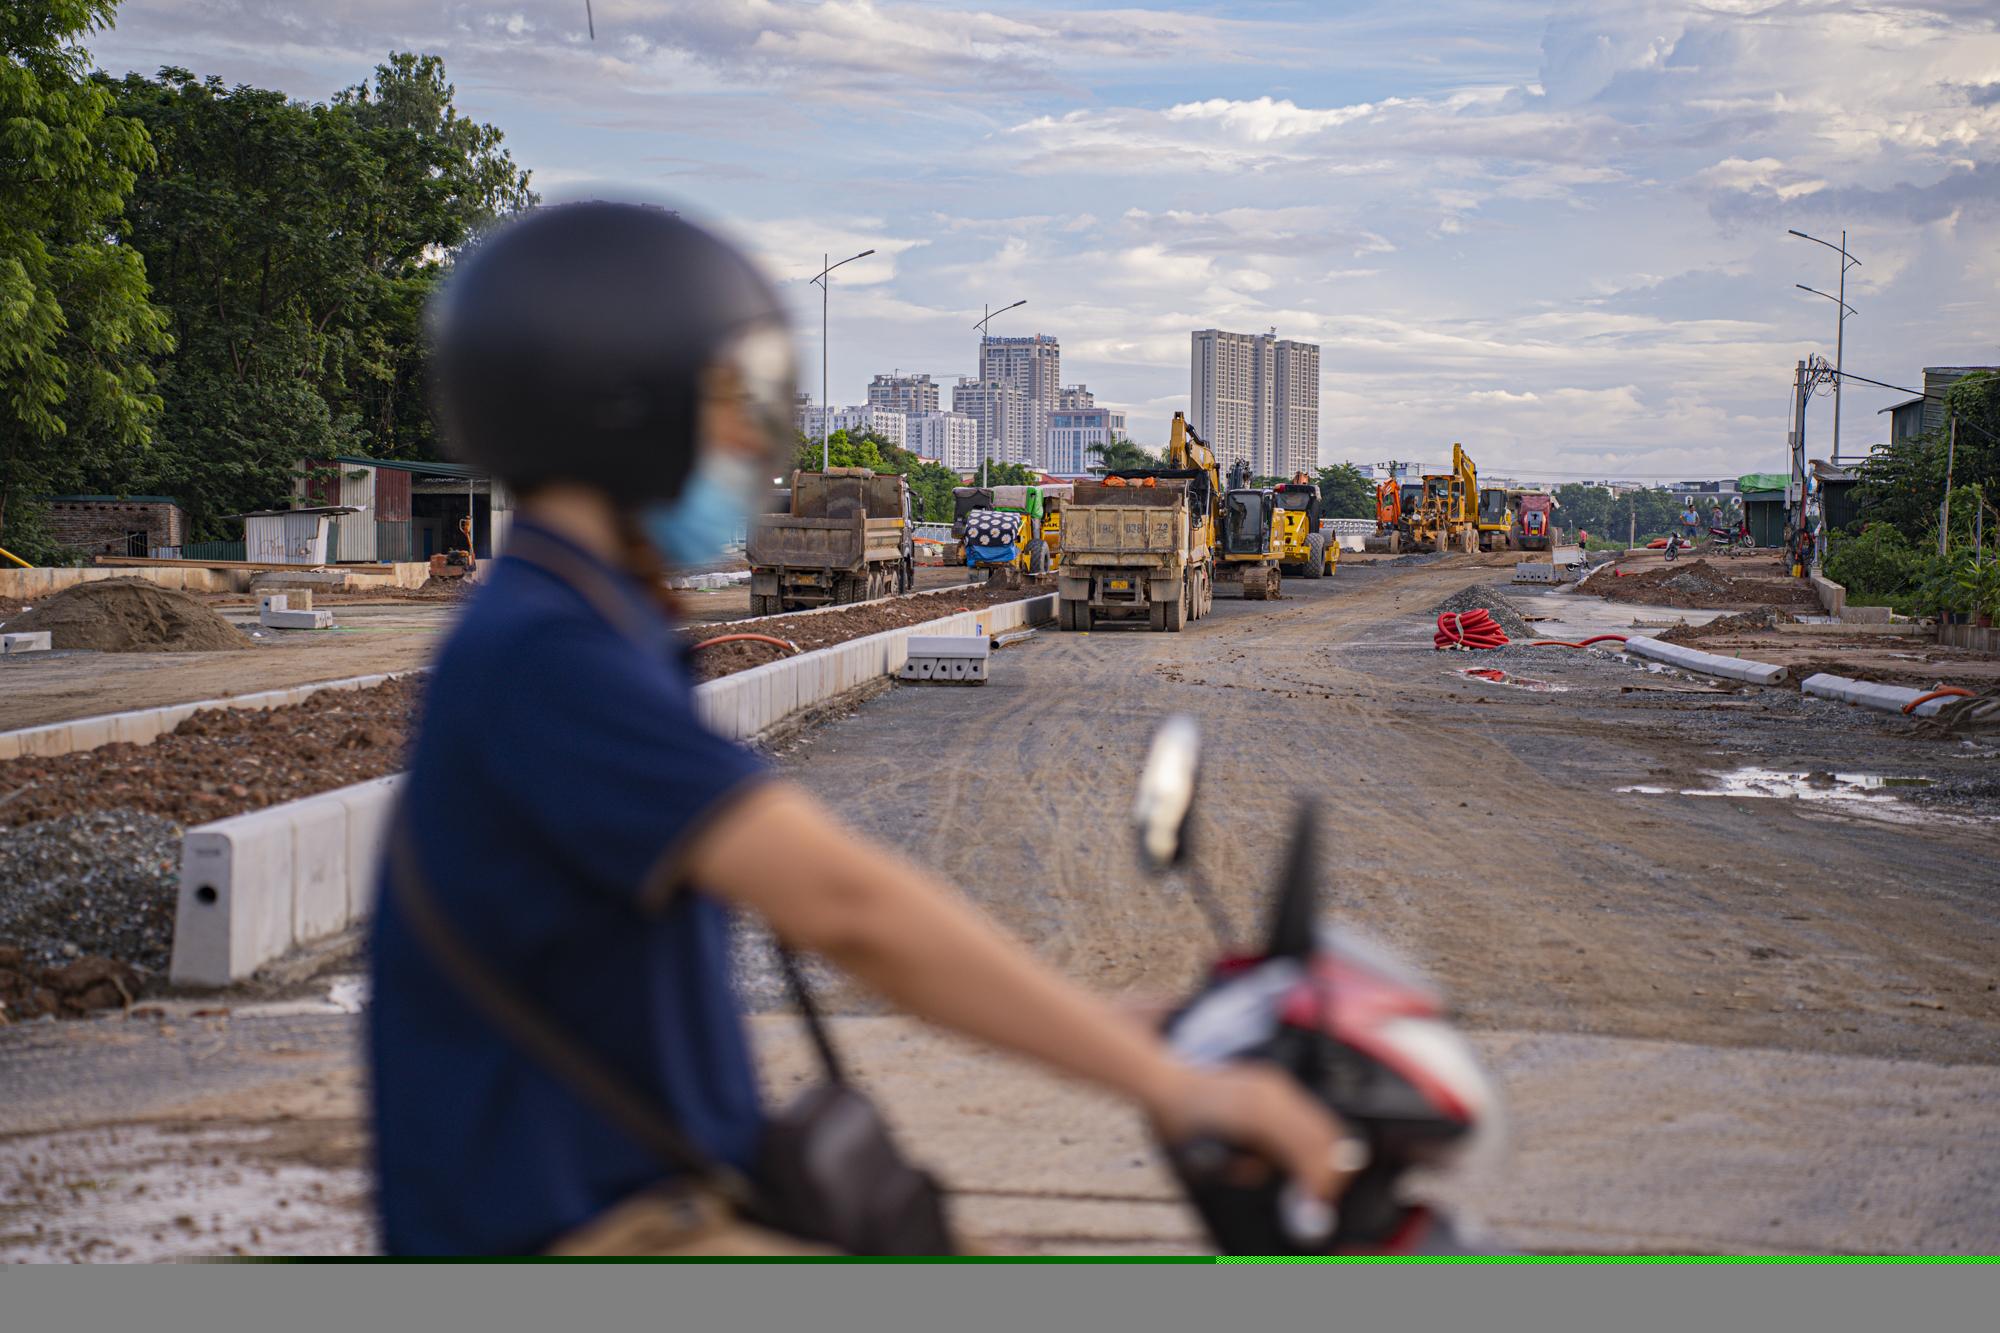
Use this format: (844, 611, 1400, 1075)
(688, 782, 1349, 1198)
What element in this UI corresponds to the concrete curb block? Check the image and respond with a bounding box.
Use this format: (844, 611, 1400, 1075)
(166, 592, 1056, 985)
(170, 775, 402, 986)
(0, 670, 424, 762)
(1624, 636, 1788, 686)
(1801, 672, 1949, 718)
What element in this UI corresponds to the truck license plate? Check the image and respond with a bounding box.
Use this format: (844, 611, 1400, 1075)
(1108, 578, 1130, 590)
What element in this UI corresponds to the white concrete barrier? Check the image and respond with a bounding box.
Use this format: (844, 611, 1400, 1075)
(170, 775, 401, 986)
(1623, 636, 1788, 686)
(0, 670, 422, 762)
(1800, 672, 1951, 718)
(167, 593, 1056, 985)
(2, 631, 52, 654)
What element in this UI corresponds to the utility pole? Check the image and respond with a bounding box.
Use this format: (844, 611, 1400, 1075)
(1788, 228, 1861, 463)
(1941, 412, 1957, 557)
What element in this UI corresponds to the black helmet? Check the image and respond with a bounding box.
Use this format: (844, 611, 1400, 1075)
(430, 202, 795, 505)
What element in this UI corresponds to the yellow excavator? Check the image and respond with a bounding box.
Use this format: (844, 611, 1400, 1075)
(1164, 415, 1285, 599)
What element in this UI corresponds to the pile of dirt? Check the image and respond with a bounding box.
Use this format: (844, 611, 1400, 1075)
(686, 582, 1041, 679)
(1657, 606, 1798, 644)
(0, 677, 421, 832)
(1594, 560, 1821, 611)
(3, 579, 248, 653)
(1428, 584, 1534, 642)
(0, 946, 142, 1020)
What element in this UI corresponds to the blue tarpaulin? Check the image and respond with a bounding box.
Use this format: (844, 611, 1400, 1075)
(966, 543, 1018, 567)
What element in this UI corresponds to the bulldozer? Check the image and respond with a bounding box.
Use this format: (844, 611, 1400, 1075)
(1273, 483, 1338, 579)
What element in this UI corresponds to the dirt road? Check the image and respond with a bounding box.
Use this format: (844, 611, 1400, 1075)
(4, 553, 1996, 1256)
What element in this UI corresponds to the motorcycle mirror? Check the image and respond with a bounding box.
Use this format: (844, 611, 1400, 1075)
(1132, 715, 1201, 874)
(1265, 798, 1320, 960)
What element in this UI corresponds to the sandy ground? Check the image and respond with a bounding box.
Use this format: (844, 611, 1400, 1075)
(3, 553, 1997, 1258)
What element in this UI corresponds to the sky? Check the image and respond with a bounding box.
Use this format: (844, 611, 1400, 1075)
(86, 0, 2000, 481)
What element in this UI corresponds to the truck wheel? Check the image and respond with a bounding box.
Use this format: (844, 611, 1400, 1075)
(1149, 600, 1169, 631)
(1024, 539, 1050, 575)
(1058, 599, 1075, 631)
(1164, 586, 1186, 631)
(899, 555, 914, 593)
(749, 593, 776, 617)
(1305, 533, 1327, 578)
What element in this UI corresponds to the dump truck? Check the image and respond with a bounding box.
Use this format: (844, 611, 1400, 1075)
(747, 468, 912, 613)
(1512, 493, 1556, 551)
(1273, 483, 1338, 579)
(1056, 473, 1214, 632)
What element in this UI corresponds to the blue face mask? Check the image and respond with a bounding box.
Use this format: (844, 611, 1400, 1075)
(639, 452, 768, 569)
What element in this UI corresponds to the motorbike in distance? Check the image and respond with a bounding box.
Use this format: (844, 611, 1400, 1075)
(1130, 715, 1504, 1255)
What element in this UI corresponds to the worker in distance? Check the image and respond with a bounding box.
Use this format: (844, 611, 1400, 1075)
(367, 201, 1352, 1255)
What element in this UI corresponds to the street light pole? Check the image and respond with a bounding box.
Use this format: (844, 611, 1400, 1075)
(809, 248, 875, 471)
(1788, 228, 1861, 463)
(972, 297, 1026, 488)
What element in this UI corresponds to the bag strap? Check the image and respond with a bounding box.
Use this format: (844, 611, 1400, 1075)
(387, 814, 756, 1209)
(500, 522, 852, 1087)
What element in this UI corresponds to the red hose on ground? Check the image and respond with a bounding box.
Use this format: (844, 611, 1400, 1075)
(690, 633, 801, 656)
(1529, 634, 1630, 648)
(1435, 609, 1509, 650)
(1902, 686, 1975, 715)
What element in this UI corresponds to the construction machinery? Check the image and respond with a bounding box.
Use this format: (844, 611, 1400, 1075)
(1408, 444, 1480, 555)
(1362, 465, 1423, 553)
(1165, 414, 1284, 599)
(427, 515, 478, 579)
(1056, 472, 1213, 631)
(747, 468, 913, 613)
(1475, 483, 1514, 552)
(1511, 492, 1556, 551)
(1273, 483, 1338, 579)
(950, 484, 1052, 586)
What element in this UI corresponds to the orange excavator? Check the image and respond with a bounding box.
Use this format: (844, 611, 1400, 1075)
(429, 515, 477, 579)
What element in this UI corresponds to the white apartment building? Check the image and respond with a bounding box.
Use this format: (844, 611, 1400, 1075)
(1047, 405, 1128, 475)
(905, 411, 981, 472)
(978, 334, 1061, 467)
(800, 404, 907, 451)
(866, 372, 940, 416)
(1190, 329, 1321, 477)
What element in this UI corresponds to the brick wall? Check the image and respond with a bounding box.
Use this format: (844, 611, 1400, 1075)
(44, 501, 187, 556)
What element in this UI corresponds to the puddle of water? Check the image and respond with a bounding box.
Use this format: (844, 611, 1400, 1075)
(1455, 667, 1568, 693)
(1619, 768, 1934, 802)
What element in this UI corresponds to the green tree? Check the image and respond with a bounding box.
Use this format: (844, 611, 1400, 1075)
(1086, 436, 1157, 471)
(0, 0, 171, 555)
(97, 55, 534, 535)
(1313, 462, 1375, 518)
(982, 461, 1040, 487)
(1855, 372, 2000, 539)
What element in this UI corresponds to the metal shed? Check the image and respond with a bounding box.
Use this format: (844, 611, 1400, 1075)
(236, 507, 360, 565)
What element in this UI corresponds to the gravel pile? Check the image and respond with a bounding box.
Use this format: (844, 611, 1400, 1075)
(1429, 584, 1535, 642)
(0, 810, 184, 977)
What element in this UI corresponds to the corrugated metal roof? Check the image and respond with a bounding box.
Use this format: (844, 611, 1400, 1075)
(333, 455, 487, 479)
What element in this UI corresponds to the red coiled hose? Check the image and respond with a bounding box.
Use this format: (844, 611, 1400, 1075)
(1529, 634, 1629, 648)
(1435, 609, 1509, 650)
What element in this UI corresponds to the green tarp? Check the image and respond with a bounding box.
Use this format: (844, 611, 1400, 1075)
(1737, 473, 1788, 494)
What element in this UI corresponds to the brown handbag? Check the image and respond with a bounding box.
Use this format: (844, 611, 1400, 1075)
(387, 819, 956, 1256)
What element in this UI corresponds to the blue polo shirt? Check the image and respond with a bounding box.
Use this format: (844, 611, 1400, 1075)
(368, 520, 769, 1255)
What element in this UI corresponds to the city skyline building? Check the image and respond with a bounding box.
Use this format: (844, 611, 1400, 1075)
(951, 376, 1031, 467)
(1047, 401, 1127, 474)
(1189, 328, 1321, 476)
(905, 410, 981, 472)
(866, 371, 940, 416)
(978, 333, 1061, 467)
